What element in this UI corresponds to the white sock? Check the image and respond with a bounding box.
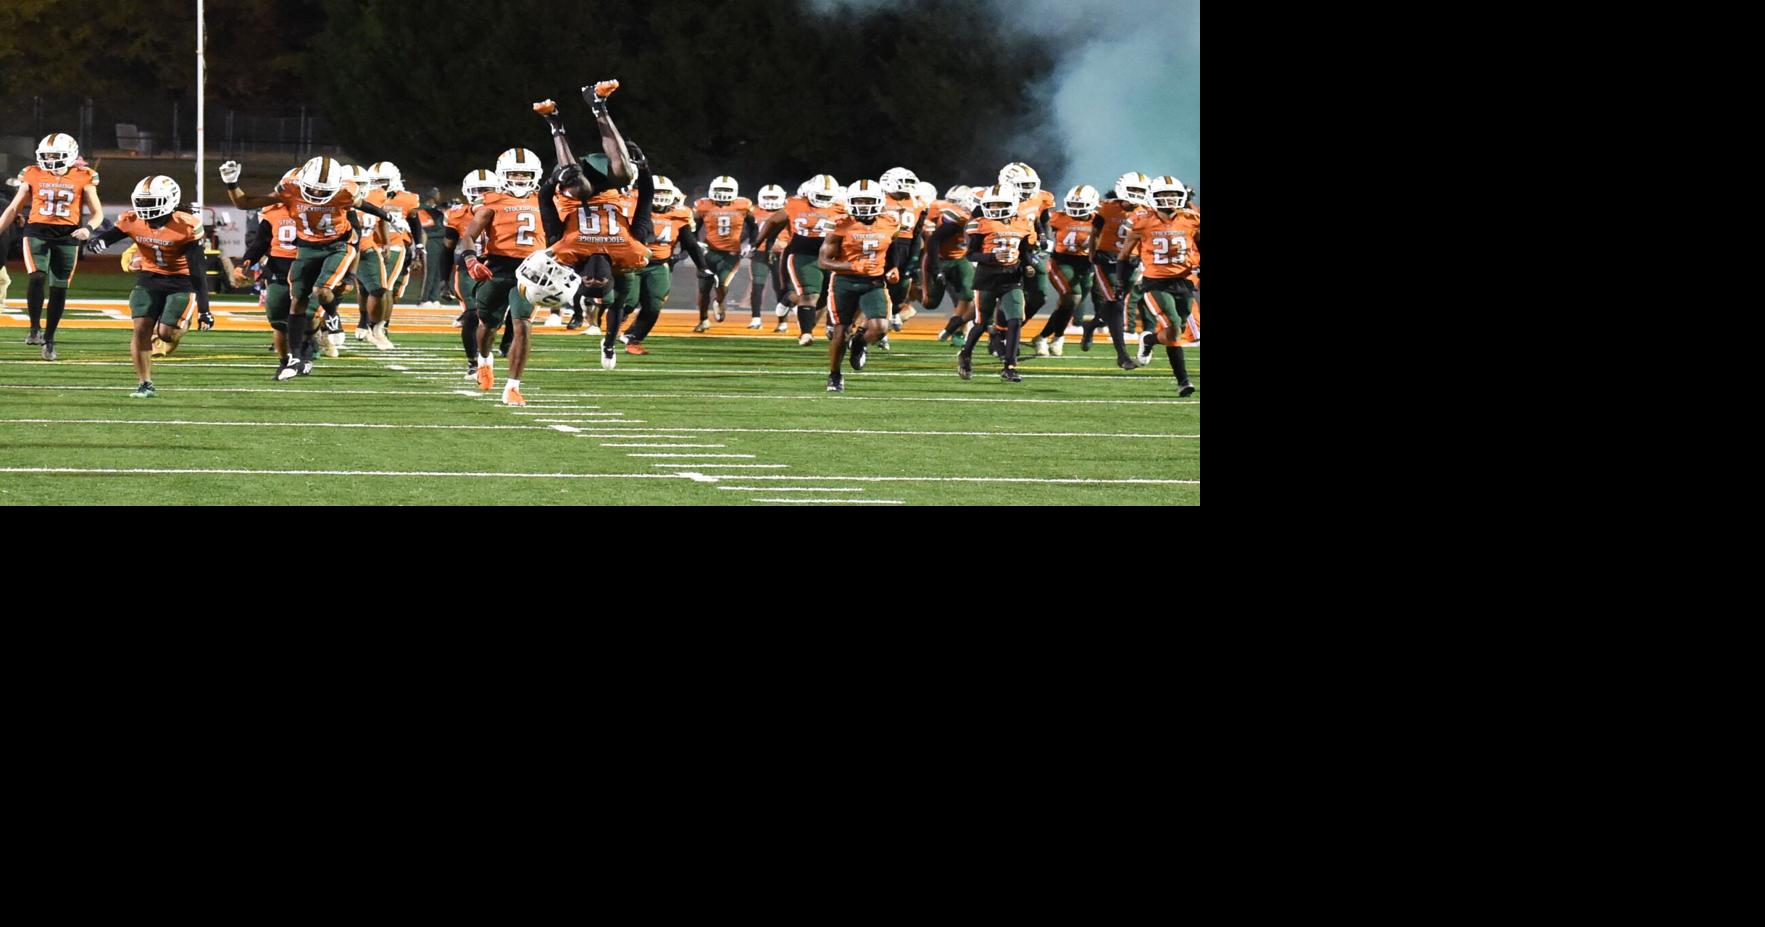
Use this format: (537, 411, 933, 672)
(507, 378, 521, 391)
(479, 354, 491, 366)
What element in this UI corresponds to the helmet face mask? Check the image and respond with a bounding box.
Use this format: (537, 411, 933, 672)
(653, 176, 681, 211)
(1149, 176, 1190, 211)
(36, 134, 78, 175)
(462, 170, 499, 206)
(132, 176, 181, 221)
(845, 180, 885, 219)
(999, 162, 1040, 201)
(297, 157, 343, 205)
(496, 148, 543, 197)
(880, 167, 918, 196)
(757, 185, 787, 210)
(979, 185, 1016, 220)
(1115, 172, 1151, 206)
(516, 252, 581, 309)
(1064, 185, 1099, 219)
(709, 176, 739, 204)
(807, 175, 841, 209)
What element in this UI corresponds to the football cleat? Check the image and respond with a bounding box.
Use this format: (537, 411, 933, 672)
(464, 366, 479, 382)
(827, 374, 844, 392)
(1050, 336, 1066, 357)
(936, 327, 951, 342)
(601, 346, 617, 370)
(1001, 367, 1023, 383)
(298, 358, 314, 376)
(41, 341, 57, 361)
(532, 99, 559, 117)
(25, 330, 43, 346)
(693, 318, 713, 333)
(476, 364, 494, 391)
(275, 356, 300, 381)
(1136, 333, 1156, 367)
(585, 325, 602, 337)
(890, 316, 903, 332)
(370, 324, 395, 350)
(625, 342, 648, 355)
(712, 300, 725, 322)
(354, 327, 368, 341)
(1080, 319, 1097, 351)
(850, 337, 868, 371)
(951, 331, 966, 350)
(1178, 383, 1196, 398)
(747, 317, 763, 330)
(547, 312, 565, 328)
(797, 333, 814, 346)
(502, 384, 526, 406)
(957, 354, 972, 380)
(1033, 336, 1051, 357)
(1117, 357, 1139, 371)
(129, 382, 156, 399)
(775, 321, 790, 333)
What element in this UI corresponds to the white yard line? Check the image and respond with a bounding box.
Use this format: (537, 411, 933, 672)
(625, 452, 752, 458)
(582, 426, 1200, 439)
(603, 444, 728, 449)
(650, 463, 789, 469)
(751, 498, 905, 504)
(0, 418, 539, 430)
(717, 487, 865, 493)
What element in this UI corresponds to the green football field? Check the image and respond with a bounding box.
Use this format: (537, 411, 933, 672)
(0, 325, 1200, 505)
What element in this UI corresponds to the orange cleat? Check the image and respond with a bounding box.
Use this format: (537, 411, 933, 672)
(533, 99, 559, 116)
(592, 80, 620, 99)
(625, 343, 648, 356)
(476, 364, 494, 391)
(502, 385, 526, 407)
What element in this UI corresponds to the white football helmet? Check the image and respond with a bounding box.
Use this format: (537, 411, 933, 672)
(757, 185, 788, 211)
(998, 162, 1041, 200)
(845, 179, 886, 219)
(131, 176, 182, 221)
(1114, 172, 1151, 206)
(1148, 176, 1192, 211)
(944, 184, 972, 203)
(516, 251, 583, 309)
(368, 161, 404, 192)
(805, 175, 842, 208)
(496, 148, 543, 197)
(1063, 185, 1100, 219)
(36, 134, 79, 175)
(461, 169, 499, 206)
(978, 185, 1017, 220)
(708, 176, 739, 204)
(296, 156, 346, 205)
(953, 187, 980, 213)
(880, 167, 918, 196)
(914, 181, 938, 203)
(653, 176, 682, 211)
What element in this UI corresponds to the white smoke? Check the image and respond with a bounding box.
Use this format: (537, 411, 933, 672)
(806, 0, 1200, 197)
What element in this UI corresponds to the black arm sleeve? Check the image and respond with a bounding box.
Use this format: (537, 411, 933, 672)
(358, 201, 390, 220)
(924, 221, 963, 275)
(677, 231, 709, 273)
(240, 219, 273, 264)
(969, 233, 1000, 266)
(628, 169, 655, 243)
(408, 214, 425, 246)
(93, 225, 131, 247)
(184, 242, 209, 314)
(538, 176, 566, 245)
(742, 214, 757, 248)
(903, 213, 924, 266)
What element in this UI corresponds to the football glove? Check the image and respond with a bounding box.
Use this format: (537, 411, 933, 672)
(198, 309, 215, 331)
(88, 238, 108, 254)
(219, 161, 242, 184)
(466, 256, 493, 282)
(625, 142, 647, 169)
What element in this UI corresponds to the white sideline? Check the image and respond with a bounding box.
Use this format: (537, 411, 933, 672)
(0, 384, 1195, 406)
(603, 444, 728, 449)
(625, 453, 753, 458)
(0, 418, 539, 431)
(717, 487, 864, 493)
(752, 498, 905, 505)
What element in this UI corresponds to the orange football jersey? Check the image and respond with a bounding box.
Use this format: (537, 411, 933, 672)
(935, 204, 973, 260)
(828, 213, 902, 276)
(444, 203, 486, 252)
(276, 178, 362, 243)
(968, 214, 1038, 267)
(1094, 200, 1145, 256)
(1048, 212, 1096, 257)
(782, 196, 844, 246)
(1131, 208, 1200, 279)
(475, 191, 545, 258)
(116, 211, 203, 276)
(261, 203, 300, 260)
(20, 164, 99, 227)
(886, 194, 923, 240)
(648, 206, 695, 262)
(694, 197, 753, 252)
(380, 189, 422, 248)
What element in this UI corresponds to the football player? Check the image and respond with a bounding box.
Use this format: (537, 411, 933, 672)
(362, 161, 424, 346)
(84, 177, 211, 398)
(231, 170, 301, 362)
(818, 180, 904, 392)
(999, 163, 1054, 328)
(456, 148, 549, 404)
(446, 170, 500, 379)
(1084, 171, 1151, 368)
(619, 175, 709, 352)
(220, 155, 400, 379)
(755, 175, 843, 345)
(0, 134, 104, 359)
(879, 167, 926, 334)
(1031, 184, 1100, 357)
(955, 185, 1039, 383)
(693, 176, 753, 331)
(1116, 176, 1199, 395)
(924, 186, 980, 348)
(746, 184, 788, 329)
